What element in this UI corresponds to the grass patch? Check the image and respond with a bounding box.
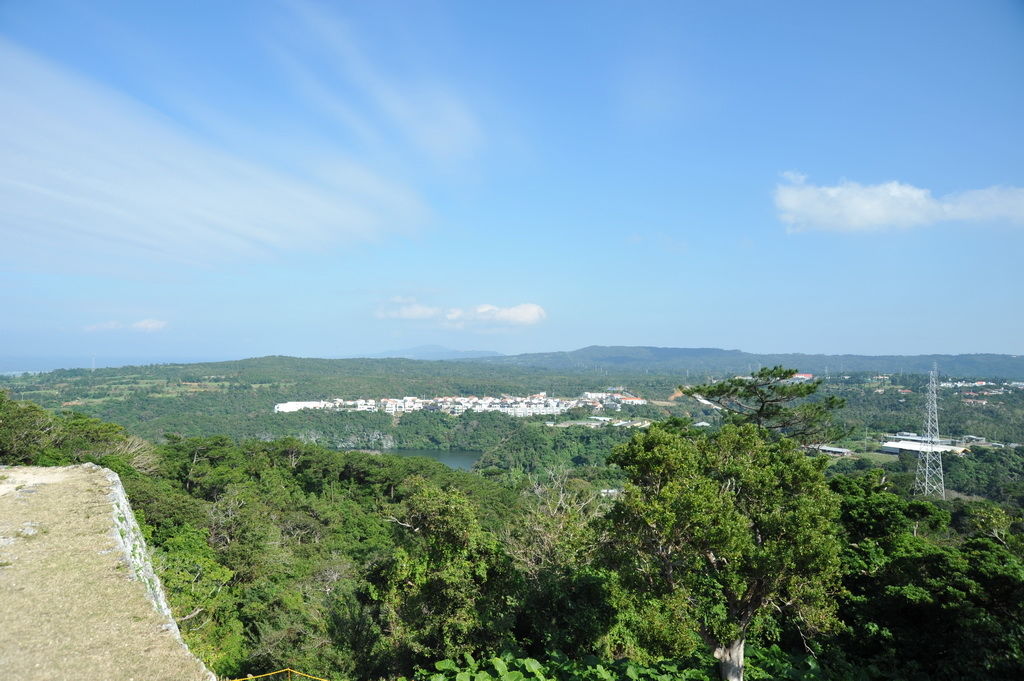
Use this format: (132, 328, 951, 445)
(855, 451, 900, 464)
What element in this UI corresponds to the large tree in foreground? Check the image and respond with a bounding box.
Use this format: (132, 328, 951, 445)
(609, 424, 842, 681)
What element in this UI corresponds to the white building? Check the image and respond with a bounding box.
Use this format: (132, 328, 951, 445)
(275, 389, 648, 419)
(880, 441, 966, 455)
(274, 401, 334, 413)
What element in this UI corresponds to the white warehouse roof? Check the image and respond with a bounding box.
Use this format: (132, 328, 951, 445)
(881, 440, 966, 455)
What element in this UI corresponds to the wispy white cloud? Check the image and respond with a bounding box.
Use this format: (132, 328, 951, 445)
(84, 319, 168, 332)
(84, 321, 124, 332)
(377, 299, 547, 327)
(131, 319, 168, 332)
(376, 303, 442, 320)
(776, 173, 1024, 232)
(277, 0, 484, 163)
(0, 38, 426, 265)
(457, 303, 547, 325)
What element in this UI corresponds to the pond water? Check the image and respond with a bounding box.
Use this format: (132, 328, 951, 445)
(383, 449, 481, 471)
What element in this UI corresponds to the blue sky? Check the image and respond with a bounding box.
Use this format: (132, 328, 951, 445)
(2, 0, 1023, 369)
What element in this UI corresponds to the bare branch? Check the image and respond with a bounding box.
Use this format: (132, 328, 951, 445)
(384, 516, 419, 531)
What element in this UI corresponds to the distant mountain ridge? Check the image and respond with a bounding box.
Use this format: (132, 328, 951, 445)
(465, 345, 1024, 379)
(4, 346, 1022, 380)
(360, 345, 504, 361)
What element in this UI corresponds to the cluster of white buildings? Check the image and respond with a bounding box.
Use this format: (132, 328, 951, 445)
(276, 395, 380, 411)
(273, 391, 647, 417)
(548, 416, 653, 429)
(939, 380, 1024, 394)
(581, 391, 649, 408)
(940, 380, 996, 388)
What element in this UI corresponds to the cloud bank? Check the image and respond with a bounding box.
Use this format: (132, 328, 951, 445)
(377, 300, 546, 327)
(447, 304, 547, 326)
(775, 173, 1024, 232)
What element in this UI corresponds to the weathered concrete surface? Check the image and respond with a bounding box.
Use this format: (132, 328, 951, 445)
(0, 464, 214, 681)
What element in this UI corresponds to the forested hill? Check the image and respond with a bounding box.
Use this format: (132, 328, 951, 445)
(5, 351, 1024, 448)
(0, 356, 686, 446)
(3, 355, 681, 402)
(467, 345, 1024, 378)
(8, 348, 1024, 383)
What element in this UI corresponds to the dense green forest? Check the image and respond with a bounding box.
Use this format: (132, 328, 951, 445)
(3, 372, 1023, 681)
(819, 373, 1024, 445)
(0, 357, 688, 441)
(2, 358, 1022, 453)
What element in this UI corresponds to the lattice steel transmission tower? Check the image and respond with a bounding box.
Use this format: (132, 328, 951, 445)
(914, 363, 945, 498)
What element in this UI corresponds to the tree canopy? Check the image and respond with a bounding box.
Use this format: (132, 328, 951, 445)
(3, 387, 1024, 681)
(681, 366, 847, 445)
(608, 424, 842, 681)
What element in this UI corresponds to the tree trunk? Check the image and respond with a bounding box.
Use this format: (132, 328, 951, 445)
(714, 638, 745, 681)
